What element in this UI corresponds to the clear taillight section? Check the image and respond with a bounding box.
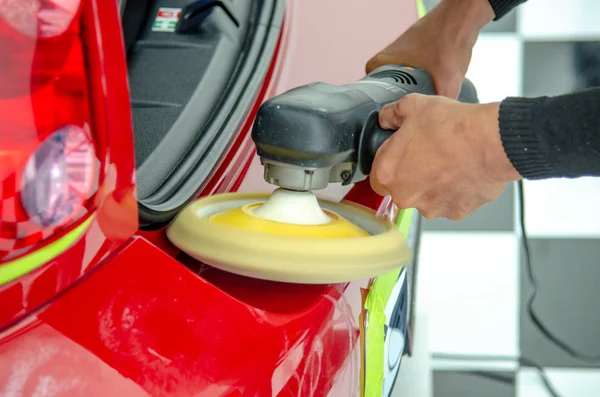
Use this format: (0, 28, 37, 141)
(0, 0, 98, 261)
(21, 125, 97, 228)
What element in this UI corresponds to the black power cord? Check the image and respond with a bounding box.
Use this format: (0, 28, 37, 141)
(519, 180, 600, 362)
(427, 180, 596, 397)
(426, 180, 599, 397)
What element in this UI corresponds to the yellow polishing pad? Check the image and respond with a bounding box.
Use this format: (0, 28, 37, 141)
(208, 203, 369, 238)
(166, 192, 412, 284)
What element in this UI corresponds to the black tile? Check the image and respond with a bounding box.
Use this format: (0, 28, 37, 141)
(520, 238, 600, 368)
(423, 182, 514, 232)
(523, 41, 600, 98)
(433, 370, 515, 397)
(523, 42, 578, 97)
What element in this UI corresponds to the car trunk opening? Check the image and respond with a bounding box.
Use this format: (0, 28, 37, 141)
(119, 0, 284, 229)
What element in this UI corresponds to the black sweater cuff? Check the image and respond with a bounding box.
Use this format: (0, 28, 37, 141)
(499, 89, 600, 180)
(498, 97, 555, 179)
(487, 0, 527, 20)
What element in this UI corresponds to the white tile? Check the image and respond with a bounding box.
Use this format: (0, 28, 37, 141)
(522, 178, 600, 238)
(416, 232, 519, 358)
(518, 0, 600, 40)
(466, 34, 523, 102)
(517, 368, 600, 397)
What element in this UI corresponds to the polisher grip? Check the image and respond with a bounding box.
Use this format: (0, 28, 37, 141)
(457, 78, 479, 104)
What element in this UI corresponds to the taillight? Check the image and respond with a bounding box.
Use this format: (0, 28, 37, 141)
(0, 0, 99, 262)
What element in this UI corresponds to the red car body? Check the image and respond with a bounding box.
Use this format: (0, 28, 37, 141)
(0, 1, 420, 396)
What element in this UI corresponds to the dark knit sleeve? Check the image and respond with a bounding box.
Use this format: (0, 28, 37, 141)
(487, 0, 528, 20)
(499, 88, 600, 179)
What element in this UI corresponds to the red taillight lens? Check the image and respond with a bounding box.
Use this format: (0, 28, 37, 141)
(0, 0, 99, 261)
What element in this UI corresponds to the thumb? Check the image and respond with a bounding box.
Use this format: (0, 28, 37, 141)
(369, 162, 391, 197)
(378, 97, 412, 130)
(368, 138, 394, 197)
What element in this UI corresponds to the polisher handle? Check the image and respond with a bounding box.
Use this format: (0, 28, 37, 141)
(357, 77, 479, 176)
(357, 112, 393, 176)
(457, 78, 479, 104)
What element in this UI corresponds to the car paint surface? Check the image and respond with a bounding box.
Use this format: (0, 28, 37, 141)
(0, 0, 419, 396)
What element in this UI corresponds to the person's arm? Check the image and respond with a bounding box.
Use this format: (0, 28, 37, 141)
(365, 0, 528, 98)
(366, 0, 495, 98)
(499, 89, 600, 179)
(367, 83, 600, 220)
(365, 0, 600, 221)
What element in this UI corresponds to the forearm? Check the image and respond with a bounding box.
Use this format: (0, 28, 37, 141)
(434, 0, 495, 46)
(432, 0, 526, 39)
(499, 89, 600, 179)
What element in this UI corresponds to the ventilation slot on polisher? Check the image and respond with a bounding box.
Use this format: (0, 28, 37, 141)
(370, 70, 418, 85)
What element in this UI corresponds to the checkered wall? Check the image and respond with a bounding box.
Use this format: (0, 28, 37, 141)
(392, 1, 600, 396)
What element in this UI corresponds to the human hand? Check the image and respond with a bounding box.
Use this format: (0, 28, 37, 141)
(365, 0, 494, 99)
(370, 94, 521, 220)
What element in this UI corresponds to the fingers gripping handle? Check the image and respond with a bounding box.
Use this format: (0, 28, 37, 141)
(357, 77, 479, 177)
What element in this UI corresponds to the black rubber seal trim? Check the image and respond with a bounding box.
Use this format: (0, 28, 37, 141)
(138, 0, 284, 229)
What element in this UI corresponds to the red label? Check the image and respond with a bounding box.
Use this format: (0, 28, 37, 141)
(157, 9, 181, 18)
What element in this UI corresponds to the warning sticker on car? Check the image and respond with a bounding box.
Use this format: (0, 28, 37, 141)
(152, 7, 182, 32)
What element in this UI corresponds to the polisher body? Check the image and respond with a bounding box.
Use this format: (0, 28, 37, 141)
(251, 64, 478, 192)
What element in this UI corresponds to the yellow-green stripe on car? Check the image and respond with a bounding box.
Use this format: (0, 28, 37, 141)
(0, 216, 93, 286)
(363, 208, 414, 397)
(363, 2, 427, 395)
(416, 0, 427, 18)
